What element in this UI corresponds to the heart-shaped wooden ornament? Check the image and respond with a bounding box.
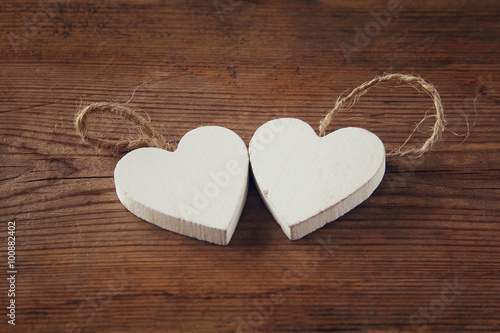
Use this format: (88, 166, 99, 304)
(249, 118, 385, 240)
(114, 126, 249, 245)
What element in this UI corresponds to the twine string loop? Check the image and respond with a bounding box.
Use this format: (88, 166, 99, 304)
(75, 101, 176, 153)
(75, 74, 445, 157)
(318, 73, 446, 157)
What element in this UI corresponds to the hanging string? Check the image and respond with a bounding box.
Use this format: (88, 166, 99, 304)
(318, 73, 446, 157)
(75, 101, 176, 153)
(76, 74, 446, 157)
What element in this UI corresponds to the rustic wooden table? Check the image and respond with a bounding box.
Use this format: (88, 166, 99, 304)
(1, 0, 499, 332)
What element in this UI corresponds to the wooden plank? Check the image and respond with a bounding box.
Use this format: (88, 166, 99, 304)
(0, 0, 499, 332)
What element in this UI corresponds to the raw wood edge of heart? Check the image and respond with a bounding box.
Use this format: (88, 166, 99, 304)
(289, 156, 385, 240)
(115, 171, 247, 245)
(249, 118, 386, 241)
(114, 126, 249, 246)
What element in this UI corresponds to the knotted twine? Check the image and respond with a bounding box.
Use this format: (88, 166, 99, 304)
(75, 73, 445, 157)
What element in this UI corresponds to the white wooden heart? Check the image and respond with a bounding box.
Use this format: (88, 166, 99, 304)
(249, 118, 385, 241)
(114, 126, 249, 245)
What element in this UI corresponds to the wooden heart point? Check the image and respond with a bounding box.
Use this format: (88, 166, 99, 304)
(114, 126, 249, 245)
(249, 118, 386, 240)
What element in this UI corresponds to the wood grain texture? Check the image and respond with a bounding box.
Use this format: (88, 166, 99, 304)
(0, 0, 499, 332)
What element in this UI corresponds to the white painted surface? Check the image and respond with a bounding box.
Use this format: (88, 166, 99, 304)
(249, 118, 385, 240)
(114, 126, 249, 245)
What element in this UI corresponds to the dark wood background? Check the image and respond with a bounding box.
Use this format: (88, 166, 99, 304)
(1, 0, 499, 332)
